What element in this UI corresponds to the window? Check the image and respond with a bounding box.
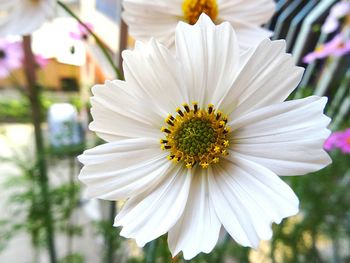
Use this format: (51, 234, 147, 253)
(95, 0, 121, 22)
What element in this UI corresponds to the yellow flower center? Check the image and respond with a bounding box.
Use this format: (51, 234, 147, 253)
(182, 0, 219, 25)
(161, 102, 230, 169)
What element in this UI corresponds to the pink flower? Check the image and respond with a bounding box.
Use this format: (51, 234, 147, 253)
(324, 131, 343, 151)
(69, 22, 93, 41)
(0, 40, 23, 79)
(303, 34, 350, 63)
(325, 129, 350, 154)
(34, 54, 49, 68)
(337, 129, 350, 154)
(322, 1, 350, 34)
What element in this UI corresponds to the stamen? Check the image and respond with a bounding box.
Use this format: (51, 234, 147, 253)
(176, 108, 184, 117)
(183, 103, 190, 113)
(167, 114, 175, 121)
(166, 119, 175, 126)
(193, 102, 198, 113)
(161, 127, 171, 134)
(168, 155, 175, 160)
(208, 104, 214, 114)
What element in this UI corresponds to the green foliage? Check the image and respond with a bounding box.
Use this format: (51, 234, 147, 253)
(127, 235, 250, 263)
(49, 141, 86, 157)
(270, 151, 350, 263)
(1, 155, 48, 248)
(0, 98, 32, 122)
(58, 253, 84, 263)
(0, 152, 83, 259)
(0, 92, 82, 123)
(93, 219, 123, 262)
(0, 220, 21, 252)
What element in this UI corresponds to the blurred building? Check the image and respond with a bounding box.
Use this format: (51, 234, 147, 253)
(0, 0, 129, 92)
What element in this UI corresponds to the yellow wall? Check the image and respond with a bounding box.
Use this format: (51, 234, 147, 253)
(0, 59, 80, 90)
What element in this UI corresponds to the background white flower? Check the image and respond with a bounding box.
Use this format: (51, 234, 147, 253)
(78, 14, 331, 260)
(122, 0, 276, 49)
(0, 0, 56, 37)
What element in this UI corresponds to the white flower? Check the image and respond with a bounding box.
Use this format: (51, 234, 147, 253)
(0, 0, 56, 37)
(122, 0, 276, 50)
(78, 14, 331, 260)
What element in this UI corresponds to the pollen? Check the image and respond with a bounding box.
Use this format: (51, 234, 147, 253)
(160, 102, 231, 169)
(182, 0, 219, 25)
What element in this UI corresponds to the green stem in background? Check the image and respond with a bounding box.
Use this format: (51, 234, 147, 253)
(67, 156, 76, 257)
(145, 239, 158, 263)
(22, 35, 57, 263)
(57, 0, 123, 80)
(106, 202, 116, 263)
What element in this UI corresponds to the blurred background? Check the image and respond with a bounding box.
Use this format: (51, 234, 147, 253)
(0, 0, 349, 262)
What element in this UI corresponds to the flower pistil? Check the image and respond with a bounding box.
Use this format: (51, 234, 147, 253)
(161, 102, 230, 169)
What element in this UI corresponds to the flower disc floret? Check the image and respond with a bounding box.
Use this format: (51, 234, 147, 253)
(161, 102, 230, 168)
(182, 0, 218, 25)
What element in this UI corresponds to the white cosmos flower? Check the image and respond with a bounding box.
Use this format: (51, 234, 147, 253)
(0, 0, 56, 37)
(78, 14, 331, 260)
(122, 0, 276, 49)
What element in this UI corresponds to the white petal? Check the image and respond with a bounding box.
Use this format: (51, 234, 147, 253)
(175, 14, 239, 107)
(218, 0, 276, 26)
(219, 39, 304, 117)
(209, 156, 299, 248)
(89, 80, 162, 142)
(0, 0, 56, 37)
(114, 165, 191, 247)
(122, 38, 188, 116)
(168, 168, 221, 260)
(229, 96, 332, 175)
(229, 21, 273, 50)
(122, 0, 182, 48)
(78, 138, 170, 200)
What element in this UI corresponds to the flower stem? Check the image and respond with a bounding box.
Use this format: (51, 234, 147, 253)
(145, 240, 158, 263)
(57, 0, 123, 80)
(22, 35, 57, 263)
(107, 202, 116, 263)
